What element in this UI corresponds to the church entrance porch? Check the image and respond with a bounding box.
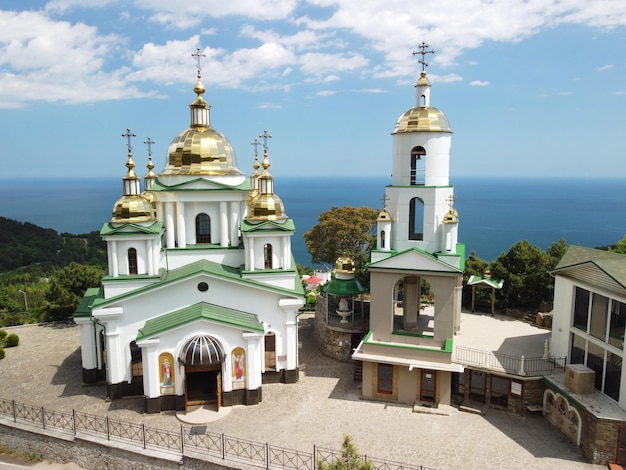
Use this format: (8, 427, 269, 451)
(185, 365, 222, 411)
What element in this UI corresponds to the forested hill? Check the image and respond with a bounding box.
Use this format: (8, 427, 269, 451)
(0, 216, 106, 271)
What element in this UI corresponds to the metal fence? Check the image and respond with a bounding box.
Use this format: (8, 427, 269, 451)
(0, 398, 434, 470)
(454, 346, 566, 376)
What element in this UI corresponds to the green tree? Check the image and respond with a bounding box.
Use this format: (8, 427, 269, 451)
(317, 435, 373, 470)
(609, 234, 626, 254)
(304, 206, 378, 288)
(44, 262, 104, 320)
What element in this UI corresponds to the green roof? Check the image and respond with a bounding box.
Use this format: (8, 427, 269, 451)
(240, 218, 296, 232)
(136, 301, 264, 340)
(551, 245, 626, 290)
(467, 274, 504, 289)
(150, 177, 251, 192)
(74, 286, 104, 318)
(324, 277, 365, 296)
(92, 258, 304, 310)
(100, 220, 164, 236)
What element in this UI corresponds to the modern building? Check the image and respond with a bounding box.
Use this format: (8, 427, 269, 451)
(352, 44, 465, 407)
(74, 68, 304, 413)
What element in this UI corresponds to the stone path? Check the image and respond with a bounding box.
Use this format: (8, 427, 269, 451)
(0, 319, 604, 470)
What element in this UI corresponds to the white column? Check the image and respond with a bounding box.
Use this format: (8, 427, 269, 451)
(165, 203, 175, 248)
(220, 201, 229, 247)
(243, 332, 264, 390)
(145, 239, 153, 275)
(282, 237, 291, 270)
(137, 339, 160, 398)
(230, 201, 239, 247)
(75, 318, 97, 370)
(176, 202, 186, 248)
(109, 240, 119, 277)
(279, 299, 305, 370)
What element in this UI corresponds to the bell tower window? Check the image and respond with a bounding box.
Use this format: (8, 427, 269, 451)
(264, 243, 273, 269)
(128, 248, 138, 275)
(196, 213, 211, 243)
(410, 146, 426, 185)
(409, 197, 424, 241)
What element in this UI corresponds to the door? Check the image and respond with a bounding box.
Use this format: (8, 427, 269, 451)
(420, 369, 436, 403)
(470, 370, 486, 403)
(184, 365, 221, 410)
(265, 333, 276, 370)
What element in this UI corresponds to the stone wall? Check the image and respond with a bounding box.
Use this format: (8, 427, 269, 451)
(0, 422, 244, 470)
(579, 407, 620, 465)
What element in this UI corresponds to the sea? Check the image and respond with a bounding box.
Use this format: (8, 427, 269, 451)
(1, 176, 624, 265)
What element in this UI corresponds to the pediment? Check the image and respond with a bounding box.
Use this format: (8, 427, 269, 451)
(369, 248, 462, 274)
(151, 176, 249, 192)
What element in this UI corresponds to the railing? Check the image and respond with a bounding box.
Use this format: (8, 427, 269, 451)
(0, 398, 432, 470)
(454, 346, 566, 376)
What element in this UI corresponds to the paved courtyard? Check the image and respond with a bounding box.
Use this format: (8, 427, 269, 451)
(0, 313, 604, 470)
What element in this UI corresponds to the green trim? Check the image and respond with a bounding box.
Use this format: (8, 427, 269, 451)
(363, 330, 453, 353)
(150, 177, 252, 192)
(240, 218, 296, 232)
(74, 286, 104, 318)
(137, 301, 264, 340)
(100, 220, 164, 236)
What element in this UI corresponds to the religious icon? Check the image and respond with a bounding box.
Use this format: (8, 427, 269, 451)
(232, 347, 246, 390)
(159, 353, 175, 395)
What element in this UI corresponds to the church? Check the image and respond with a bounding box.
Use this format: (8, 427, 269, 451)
(73, 58, 305, 413)
(352, 43, 465, 406)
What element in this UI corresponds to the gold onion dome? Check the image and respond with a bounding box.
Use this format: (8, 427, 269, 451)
(335, 256, 355, 274)
(247, 150, 286, 222)
(442, 207, 459, 224)
(377, 209, 391, 222)
(161, 77, 244, 177)
(111, 152, 156, 224)
(392, 72, 452, 134)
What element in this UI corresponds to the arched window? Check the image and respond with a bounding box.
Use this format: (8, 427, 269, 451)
(409, 197, 424, 240)
(410, 146, 426, 185)
(128, 248, 138, 275)
(196, 213, 211, 243)
(380, 230, 386, 249)
(264, 243, 273, 269)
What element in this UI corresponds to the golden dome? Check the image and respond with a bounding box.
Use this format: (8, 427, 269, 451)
(111, 194, 156, 224)
(247, 193, 286, 221)
(442, 208, 459, 224)
(377, 209, 391, 222)
(392, 106, 452, 134)
(335, 256, 355, 273)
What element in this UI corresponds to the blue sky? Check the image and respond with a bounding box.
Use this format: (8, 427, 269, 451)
(1, 0, 626, 179)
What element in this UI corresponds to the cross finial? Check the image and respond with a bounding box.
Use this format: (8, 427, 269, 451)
(380, 194, 390, 209)
(192, 47, 206, 79)
(144, 137, 155, 157)
(446, 194, 456, 210)
(122, 128, 136, 154)
(250, 138, 261, 158)
(259, 129, 272, 150)
(412, 41, 435, 72)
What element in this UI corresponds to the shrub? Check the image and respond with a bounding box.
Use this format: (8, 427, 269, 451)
(0, 330, 6, 341)
(0, 348, 4, 359)
(4, 333, 19, 348)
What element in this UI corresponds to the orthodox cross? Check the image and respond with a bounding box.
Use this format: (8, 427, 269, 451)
(250, 138, 261, 159)
(446, 194, 456, 210)
(380, 193, 390, 209)
(412, 41, 435, 72)
(122, 128, 136, 153)
(192, 47, 206, 78)
(144, 137, 155, 157)
(259, 129, 272, 150)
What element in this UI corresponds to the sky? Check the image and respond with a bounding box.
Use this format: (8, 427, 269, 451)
(1, 0, 626, 179)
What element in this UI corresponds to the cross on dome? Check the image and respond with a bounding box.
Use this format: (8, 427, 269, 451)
(250, 138, 261, 159)
(412, 41, 435, 72)
(144, 137, 155, 157)
(380, 193, 390, 209)
(446, 194, 456, 210)
(122, 128, 136, 154)
(192, 47, 206, 79)
(259, 129, 272, 151)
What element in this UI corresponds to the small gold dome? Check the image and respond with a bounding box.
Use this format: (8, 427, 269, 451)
(392, 106, 452, 134)
(377, 209, 391, 222)
(335, 256, 355, 273)
(442, 208, 459, 224)
(111, 194, 156, 224)
(247, 193, 287, 221)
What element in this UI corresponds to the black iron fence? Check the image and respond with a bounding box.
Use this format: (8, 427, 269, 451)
(454, 346, 566, 376)
(0, 398, 435, 470)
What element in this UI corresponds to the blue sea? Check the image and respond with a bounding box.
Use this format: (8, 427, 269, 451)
(1, 177, 624, 265)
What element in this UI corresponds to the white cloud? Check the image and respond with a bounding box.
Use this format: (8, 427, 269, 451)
(316, 90, 336, 96)
(470, 80, 490, 86)
(597, 64, 614, 72)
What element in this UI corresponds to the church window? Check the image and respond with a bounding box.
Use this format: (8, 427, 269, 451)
(130, 341, 143, 378)
(410, 146, 426, 185)
(264, 332, 276, 370)
(196, 213, 211, 243)
(380, 230, 386, 249)
(377, 363, 393, 394)
(264, 244, 273, 269)
(408, 197, 424, 240)
(128, 248, 138, 275)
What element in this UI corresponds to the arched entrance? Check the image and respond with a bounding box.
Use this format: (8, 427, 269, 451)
(180, 335, 225, 411)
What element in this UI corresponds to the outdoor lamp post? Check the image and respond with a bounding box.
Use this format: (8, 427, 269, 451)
(18, 289, 28, 311)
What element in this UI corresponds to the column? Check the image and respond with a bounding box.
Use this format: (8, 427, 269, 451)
(109, 240, 118, 277)
(220, 201, 228, 247)
(176, 202, 186, 248)
(145, 239, 153, 275)
(230, 201, 239, 247)
(165, 203, 175, 248)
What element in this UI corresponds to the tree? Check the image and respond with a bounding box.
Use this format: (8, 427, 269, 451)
(304, 206, 378, 288)
(317, 435, 373, 470)
(609, 234, 626, 254)
(44, 262, 104, 320)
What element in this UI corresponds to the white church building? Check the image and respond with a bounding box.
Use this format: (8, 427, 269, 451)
(74, 66, 304, 413)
